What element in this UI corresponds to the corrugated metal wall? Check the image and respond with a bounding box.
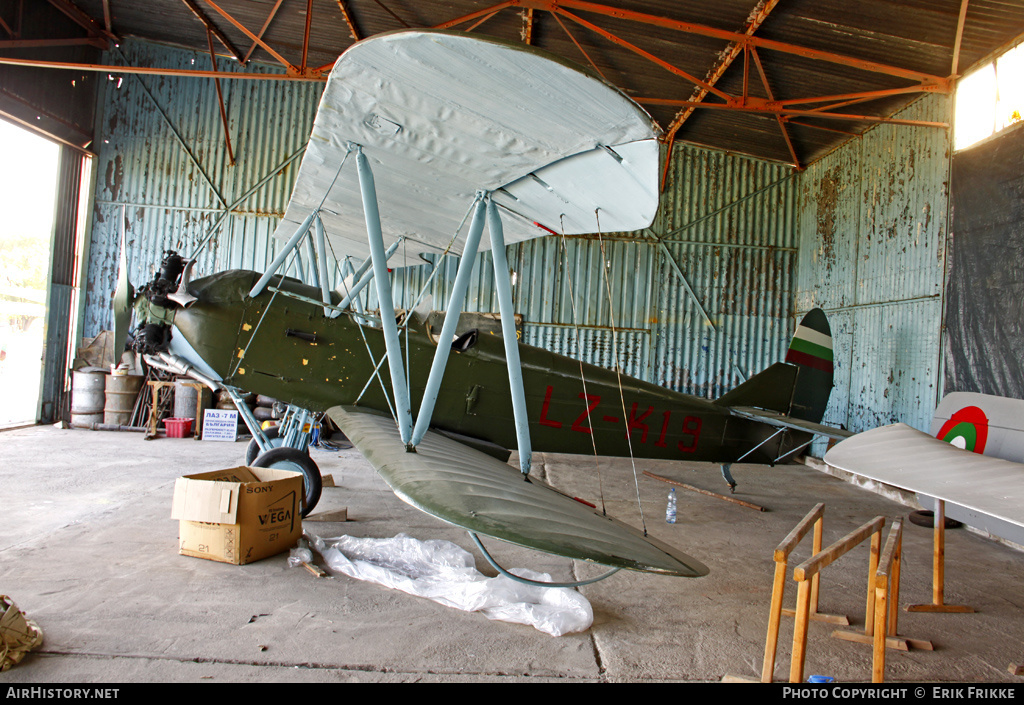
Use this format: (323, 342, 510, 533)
(653, 146, 799, 397)
(83, 40, 322, 336)
(796, 94, 951, 437)
(82, 39, 952, 442)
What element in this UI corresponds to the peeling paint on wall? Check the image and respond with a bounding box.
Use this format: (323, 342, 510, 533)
(796, 94, 951, 438)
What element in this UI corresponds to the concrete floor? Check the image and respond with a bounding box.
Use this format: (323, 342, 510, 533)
(3, 424, 1024, 683)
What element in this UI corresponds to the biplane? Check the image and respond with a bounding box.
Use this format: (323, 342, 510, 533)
(121, 30, 849, 584)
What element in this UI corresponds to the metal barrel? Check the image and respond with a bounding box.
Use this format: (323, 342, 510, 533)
(71, 370, 107, 428)
(104, 373, 144, 426)
(173, 377, 211, 422)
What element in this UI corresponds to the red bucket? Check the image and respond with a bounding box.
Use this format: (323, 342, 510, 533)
(163, 417, 193, 438)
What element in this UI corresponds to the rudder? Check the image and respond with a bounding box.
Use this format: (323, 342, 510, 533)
(785, 308, 834, 423)
(716, 308, 835, 423)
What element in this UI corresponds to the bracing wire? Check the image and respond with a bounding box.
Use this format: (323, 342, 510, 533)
(229, 250, 299, 379)
(558, 215, 607, 516)
(594, 209, 648, 535)
(404, 192, 483, 320)
(326, 240, 397, 421)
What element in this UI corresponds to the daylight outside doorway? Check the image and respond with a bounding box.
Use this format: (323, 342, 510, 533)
(0, 119, 60, 427)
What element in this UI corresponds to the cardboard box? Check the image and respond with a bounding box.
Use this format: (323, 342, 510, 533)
(171, 466, 303, 565)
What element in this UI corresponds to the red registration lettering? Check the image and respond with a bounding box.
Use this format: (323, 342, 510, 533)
(678, 416, 702, 453)
(626, 403, 653, 443)
(655, 410, 671, 447)
(572, 393, 601, 434)
(539, 385, 562, 428)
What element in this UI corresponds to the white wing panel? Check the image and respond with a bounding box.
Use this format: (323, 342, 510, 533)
(825, 423, 1024, 529)
(273, 30, 661, 265)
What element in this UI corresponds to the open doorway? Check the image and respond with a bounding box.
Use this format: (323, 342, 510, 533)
(0, 120, 60, 426)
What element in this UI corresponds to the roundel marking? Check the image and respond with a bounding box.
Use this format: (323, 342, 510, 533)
(936, 405, 989, 454)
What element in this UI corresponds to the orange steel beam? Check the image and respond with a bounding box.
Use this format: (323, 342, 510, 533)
(660, 131, 675, 192)
(780, 85, 943, 107)
(301, 0, 313, 72)
(550, 10, 607, 81)
(207, 27, 235, 165)
(804, 95, 892, 115)
(0, 55, 325, 81)
(45, 0, 116, 43)
(0, 14, 14, 38)
(102, 0, 112, 35)
(750, 45, 801, 170)
(636, 97, 949, 127)
(666, 0, 783, 140)
(336, 0, 361, 41)
(785, 119, 861, 136)
(465, 10, 502, 33)
(434, 1, 518, 30)
(201, 0, 299, 74)
(182, 0, 243, 64)
(521, 7, 535, 44)
(742, 44, 749, 102)
(556, 8, 732, 101)
(551, 0, 950, 88)
(243, 0, 286, 64)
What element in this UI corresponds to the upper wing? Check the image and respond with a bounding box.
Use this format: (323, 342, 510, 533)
(824, 423, 1024, 529)
(328, 406, 708, 578)
(274, 30, 661, 265)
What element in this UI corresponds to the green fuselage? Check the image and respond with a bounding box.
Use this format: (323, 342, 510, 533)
(172, 270, 804, 464)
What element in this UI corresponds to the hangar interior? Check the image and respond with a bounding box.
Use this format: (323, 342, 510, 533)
(2, 0, 1024, 684)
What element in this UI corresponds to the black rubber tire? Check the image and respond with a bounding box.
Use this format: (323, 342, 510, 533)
(909, 509, 962, 529)
(246, 426, 280, 465)
(245, 427, 311, 465)
(250, 447, 322, 517)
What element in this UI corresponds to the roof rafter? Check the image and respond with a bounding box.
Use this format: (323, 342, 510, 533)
(45, 0, 117, 44)
(665, 0, 784, 141)
(182, 0, 243, 63)
(548, 0, 952, 88)
(636, 96, 949, 128)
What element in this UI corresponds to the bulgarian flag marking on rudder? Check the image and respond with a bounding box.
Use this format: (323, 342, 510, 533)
(785, 323, 834, 373)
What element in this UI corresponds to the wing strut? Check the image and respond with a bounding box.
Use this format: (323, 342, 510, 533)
(263, 145, 537, 467)
(487, 195, 532, 474)
(408, 192, 533, 475)
(410, 194, 487, 446)
(337, 239, 402, 313)
(354, 144, 413, 446)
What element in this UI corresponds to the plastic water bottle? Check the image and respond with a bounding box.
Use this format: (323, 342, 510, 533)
(666, 488, 677, 524)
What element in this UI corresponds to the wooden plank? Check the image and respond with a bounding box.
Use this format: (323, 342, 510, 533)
(794, 517, 885, 581)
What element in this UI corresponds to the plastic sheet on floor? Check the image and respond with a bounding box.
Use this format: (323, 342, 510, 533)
(301, 532, 593, 636)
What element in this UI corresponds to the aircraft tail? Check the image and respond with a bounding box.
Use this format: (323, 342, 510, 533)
(716, 308, 835, 424)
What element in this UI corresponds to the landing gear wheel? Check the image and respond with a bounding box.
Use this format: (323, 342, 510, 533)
(250, 447, 322, 517)
(245, 427, 310, 465)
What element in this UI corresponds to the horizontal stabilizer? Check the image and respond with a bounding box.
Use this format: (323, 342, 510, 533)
(728, 406, 852, 441)
(328, 406, 708, 577)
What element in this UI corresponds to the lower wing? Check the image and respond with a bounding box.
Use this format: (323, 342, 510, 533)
(328, 406, 708, 577)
